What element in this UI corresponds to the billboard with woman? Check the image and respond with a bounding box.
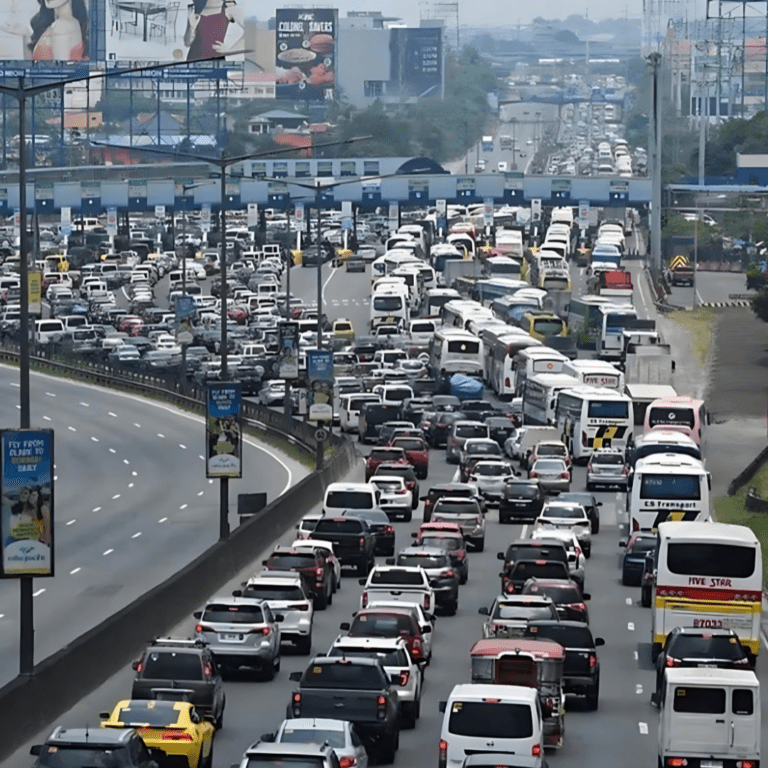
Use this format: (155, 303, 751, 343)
(0, 0, 89, 61)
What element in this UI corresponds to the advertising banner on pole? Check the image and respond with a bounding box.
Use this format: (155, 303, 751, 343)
(106, 206, 118, 236)
(388, 202, 399, 234)
(200, 204, 212, 233)
(275, 8, 337, 101)
(28, 272, 41, 316)
(206, 383, 242, 479)
(60, 206, 71, 237)
(278, 321, 299, 379)
(307, 349, 334, 422)
(1, 429, 54, 578)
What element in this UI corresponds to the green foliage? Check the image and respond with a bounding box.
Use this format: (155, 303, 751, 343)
(721, 197, 768, 244)
(661, 214, 717, 247)
(751, 288, 768, 323)
(706, 111, 768, 176)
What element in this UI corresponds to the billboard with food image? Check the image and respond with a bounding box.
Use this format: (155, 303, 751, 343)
(275, 8, 336, 101)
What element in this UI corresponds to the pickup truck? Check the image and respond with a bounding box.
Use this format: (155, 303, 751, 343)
(359, 565, 436, 614)
(130, 638, 225, 728)
(288, 656, 401, 763)
(311, 516, 377, 576)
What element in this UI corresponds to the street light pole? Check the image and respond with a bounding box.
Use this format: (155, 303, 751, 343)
(316, 189, 323, 348)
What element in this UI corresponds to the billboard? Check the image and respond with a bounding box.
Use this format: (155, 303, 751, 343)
(106, 0, 245, 63)
(0, 0, 91, 61)
(275, 8, 336, 101)
(206, 382, 242, 478)
(388, 27, 442, 98)
(1, 430, 54, 578)
(306, 349, 333, 422)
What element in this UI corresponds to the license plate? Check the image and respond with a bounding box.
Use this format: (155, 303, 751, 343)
(220, 633, 243, 642)
(699, 663, 718, 668)
(701, 761, 722, 768)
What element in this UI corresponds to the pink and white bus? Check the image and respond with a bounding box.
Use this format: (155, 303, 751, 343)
(643, 396, 708, 447)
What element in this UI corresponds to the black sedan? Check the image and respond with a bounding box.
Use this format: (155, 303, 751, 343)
(499, 479, 545, 523)
(620, 532, 657, 586)
(420, 409, 465, 448)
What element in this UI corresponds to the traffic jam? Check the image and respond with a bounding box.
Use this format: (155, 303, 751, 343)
(28, 200, 761, 768)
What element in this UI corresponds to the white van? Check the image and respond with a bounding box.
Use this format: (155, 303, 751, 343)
(439, 683, 545, 768)
(323, 482, 380, 515)
(35, 318, 65, 345)
(658, 668, 760, 768)
(339, 393, 381, 433)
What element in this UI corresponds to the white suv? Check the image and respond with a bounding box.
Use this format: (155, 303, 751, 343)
(535, 500, 592, 558)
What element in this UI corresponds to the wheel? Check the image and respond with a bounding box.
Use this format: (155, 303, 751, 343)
(585, 677, 599, 711)
(261, 660, 275, 681)
(357, 559, 369, 577)
(315, 591, 329, 611)
(642, 589, 651, 608)
(296, 633, 312, 655)
(214, 701, 224, 730)
(586, 481, 594, 492)
(622, 568, 632, 586)
(473, 538, 485, 553)
(200, 740, 213, 768)
(411, 494, 418, 510)
(447, 599, 458, 616)
(651, 642, 662, 663)
(402, 509, 412, 523)
(401, 700, 419, 729)
(584, 546, 591, 559)
(274, 656, 281, 673)
(592, 519, 600, 535)
(378, 731, 399, 764)
(327, 586, 333, 606)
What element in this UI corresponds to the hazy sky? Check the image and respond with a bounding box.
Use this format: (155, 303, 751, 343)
(325, 0, 645, 26)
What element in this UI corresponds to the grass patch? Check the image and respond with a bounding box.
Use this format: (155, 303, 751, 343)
(714, 462, 768, 585)
(667, 307, 718, 367)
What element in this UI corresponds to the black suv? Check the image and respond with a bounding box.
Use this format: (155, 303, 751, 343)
(651, 627, 751, 705)
(526, 620, 605, 710)
(421, 482, 486, 523)
(130, 638, 225, 728)
(497, 539, 577, 591)
(263, 545, 335, 609)
(499, 479, 546, 523)
(32, 727, 159, 768)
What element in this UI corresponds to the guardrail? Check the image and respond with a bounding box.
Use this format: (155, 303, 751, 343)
(0, 347, 359, 762)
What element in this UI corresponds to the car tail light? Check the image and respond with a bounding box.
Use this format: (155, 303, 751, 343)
(291, 603, 310, 611)
(195, 623, 203, 634)
(359, 537, 365, 548)
(455, 550, 466, 561)
(569, 602, 586, 613)
(532, 744, 541, 757)
(292, 691, 301, 716)
(203, 663, 212, 677)
(529, 471, 538, 478)
(396, 489, 408, 495)
(589, 653, 597, 668)
(162, 733, 194, 741)
(735, 657, 751, 666)
(574, 547, 581, 557)
(559, 472, 570, 479)
(399, 671, 410, 686)
(505, 582, 515, 594)
(437, 423, 446, 429)
(622, 464, 629, 475)
(581, 431, 588, 446)
(665, 657, 681, 667)
(505, 376, 511, 387)
(587, 462, 593, 473)
(314, 567, 324, 578)
(412, 636, 423, 658)
(737, 761, 757, 768)
(339, 758, 357, 768)
(377, 694, 387, 719)
(488, 622, 503, 633)
(476, 515, 483, 525)
(439, 739, 448, 768)
(383, 525, 395, 534)
(362, 591, 368, 608)
(544, 696, 558, 712)
(423, 593, 430, 610)
(260, 626, 272, 636)
(440, 569, 456, 579)
(665, 759, 687, 767)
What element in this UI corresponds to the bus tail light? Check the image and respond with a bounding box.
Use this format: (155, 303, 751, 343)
(665, 657, 681, 667)
(632, 518, 639, 532)
(665, 759, 687, 767)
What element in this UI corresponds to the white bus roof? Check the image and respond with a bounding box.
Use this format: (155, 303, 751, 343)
(559, 385, 630, 400)
(634, 429, 697, 447)
(657, 520, 759, 545)
(663, 668, 759, 687)
(648, 395, 704, 407)
(565, 360, 622, 372)
(634, 453, 705, 470)
(516, 347, 567, 359)
(527, 372, 580, 387)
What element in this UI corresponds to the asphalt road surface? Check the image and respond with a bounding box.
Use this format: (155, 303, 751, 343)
(0, 366, 305, 688)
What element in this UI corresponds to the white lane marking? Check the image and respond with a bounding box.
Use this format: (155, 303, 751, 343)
(68, 426, 76, 432)
(199, 455, 205, 461)
(91, 436, 99, 442)
(209, 479, 214, 484)
(197, 491, 204, 496)
(93, 507, 101, 512)
(54, 475, 58, 481)
(0, 614, 4, 618)
(134, 423, 141, 428)
(322, 264, 338, 303)
(15, 404, 20, 410)
(179, 444, 186, 449)
(103, 549, 113, 555)
(112, 494, 121, 499)
(43, 416, 51, 421)
(132, 471, 137, 476)
(109, 448, 116, 453)
(33, 588, 46, 597)
(79, 402, 89, 407)
(628, 622, 635, 631)
(66, 519, 76, 526)
(180, 504, 188, 510)
(108, 412, 117, 417)
(521, 524, 528, 538)
(157, 433, 165, 438)
(638, 722, 648, 735)
(123, 459, 130, 465)
(128, 483, 134, 488)
(634, 651, 639, 660)
(45, 392, 56, 397)
(9, 382, 19, 388)
(131, 531, 142, 539)
(158, 517, 168, 523)
(636, 684, 643, 695)
(626, 597, 632, 605)
(70, 567, 81, 575)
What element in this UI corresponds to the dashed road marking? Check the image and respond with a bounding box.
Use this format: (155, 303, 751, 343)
(91, 437, 99, 442)
(132, 471, 137, 476)
(108, 412, 117, 417)
(123, 459, 129, 465)
(636, 684, 643, 695)
(112, 494, 120, 499)
(626, 597, 632, 605)
(158, 517, 168, 523)
(79, 402, 89, 407)
(180, 504, 188, 510)
(32, 588, 46, 597)
(103, 549, 113, 556)
(131, 532, 142, 539)
(10, 382, 19, 388)
(638, 722, 648, 735)
(179, 444, 186, 449)
(198, 491, 204, 496)
(128, 483, 134, 488)
(93, 507, 101, 512)
(70, 567, 81, 575)
(109, 448, 116, 453)
(628, 622, 635, 631)
(43, 415, 51, 421)
(134, 423, 141, 428)
(66, 519, 76, 526)
(634, 651, 639, 660)
(45, 392, 56, 397)
(157, 433, 165, 438)
(68, 426, 76, 432)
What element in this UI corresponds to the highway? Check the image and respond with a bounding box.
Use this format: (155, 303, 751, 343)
(0, 367, 305, 688)
(8, 257, 768, 768)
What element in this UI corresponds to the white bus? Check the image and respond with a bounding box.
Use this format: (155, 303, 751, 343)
(561, 359, 625, 391)
(598, 304, 638, 361)
(522, 372, 580, 426)
(652, 521, 762, 662)
(428, 328, 484, 378)
(370, 285, 409, 330)
(481, 328, 542, 399)
(513, 347, 568, 397)
(628, 453, 711, 532)
(554, 385, 633, 461)
(441, 299, 494, 331)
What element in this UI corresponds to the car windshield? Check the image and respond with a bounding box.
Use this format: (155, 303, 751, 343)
(456, 425, 487, 438)
(524, 584, 581, 603)
(506, 545, 564, 561)
(528, 624, 594, 648)
(114, 702, 179, 726)
(314, 520, 364, 534)
(669, 635, 746, 661)
(392, 439, 424, 450)
(350, 613, 414, 637)
(428, 488, 470, 502)
(244, 584, 305, 601)
(421, 536, 461, 551)
(300, 663, 386, 689)
(492, 601, 555, 620)
(466, 444, 500, 456)
(202, 604, 265, 624)
(506, 483, 539, 498)
(370, 449, 403, 461)
(397, 554, 449, 569)
(593, 453, 625, 465)
(278, 727, 346, 748)
(628, 537, 657, 555)
(376, 466, 413, 479)
(448, 701, 533, 738)
(268, 554, 317, 569)
(142, 652, 203, 680)
(538, 445, 565, 456)
(326, 491, 374, 509)
(328, 646, 410, 666)
(534, 460, 566, 471)
(370, 569, 424, 586)
(34, 746, 128, 768)
(245, 759, 326, 768)
(543, 505, 584, 519)
(433, 500, 477, 514)
(345, 510, 389, 524)
(510, 562, 568, 579)
(473, 464, 510, 477)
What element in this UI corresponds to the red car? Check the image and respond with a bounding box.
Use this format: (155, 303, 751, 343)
(389, 436, 429, 479)
(411, 522, 468, 584)
(365, 446, 406, 482)
(342, 606, 429, 663)
(521, 577, 590, 623)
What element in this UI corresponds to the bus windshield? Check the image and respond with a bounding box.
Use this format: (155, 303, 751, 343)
(447, 340, 480, 354)
(640, 474, 701, 500)
(666, 542, 755, 579)
(587, 400, 629, 419)
(374, 296, 403, 311)
(648, 407, 695, 429)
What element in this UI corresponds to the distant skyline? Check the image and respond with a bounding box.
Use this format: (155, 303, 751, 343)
(325, 1, 645, 25)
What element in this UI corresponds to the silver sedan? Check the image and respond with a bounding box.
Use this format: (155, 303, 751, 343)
(528, 457, 571, 493)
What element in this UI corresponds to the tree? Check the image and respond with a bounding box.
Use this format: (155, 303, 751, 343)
(751, 288, 768, 322)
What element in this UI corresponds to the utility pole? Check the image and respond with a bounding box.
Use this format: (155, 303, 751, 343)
(648, 52, 663, 274)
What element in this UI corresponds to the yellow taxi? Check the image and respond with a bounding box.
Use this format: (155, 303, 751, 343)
(331, 318, 355, 340)
(101, 699, 214, 768)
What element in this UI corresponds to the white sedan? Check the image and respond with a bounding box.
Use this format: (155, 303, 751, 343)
(258, 379, 286, 406)
(273, 718, 368, 768)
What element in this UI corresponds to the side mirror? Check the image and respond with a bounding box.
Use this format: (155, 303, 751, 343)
(411, 531, 418, 538)
(193, 611, 202, 620)
(496, 552, 504, 560)
(99, 711, 111, 720)
(275, 614, 285, 622)
(358, 578, 367, 586)
(619, 540, 627, 548)
(422, 625, 432, 633)
(478, 606, 489, 616)
(132, 660, 140, 671)
(260, 732, 276, 743)
(262, 559, 268, 566)
(595, 637, 606, 647)
(385, 558, 395, 566)
(419, 496, 427, 501)
(340, 622, 350, 631)
(289, 671, 302, 682)
(416, 658, 428, 668)
(596, 501, 603, 507)
(438, 701, 447, 713)
(232, 590, 242, 597)
(30, 746, 42, 756)
(582, 593, 591, 601)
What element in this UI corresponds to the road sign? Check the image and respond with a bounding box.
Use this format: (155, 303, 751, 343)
(178, 331, 194, 345)
(314, 427, 329, 442)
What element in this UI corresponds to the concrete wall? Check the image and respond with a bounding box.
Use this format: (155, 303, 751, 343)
(337, 29, 391, 108)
